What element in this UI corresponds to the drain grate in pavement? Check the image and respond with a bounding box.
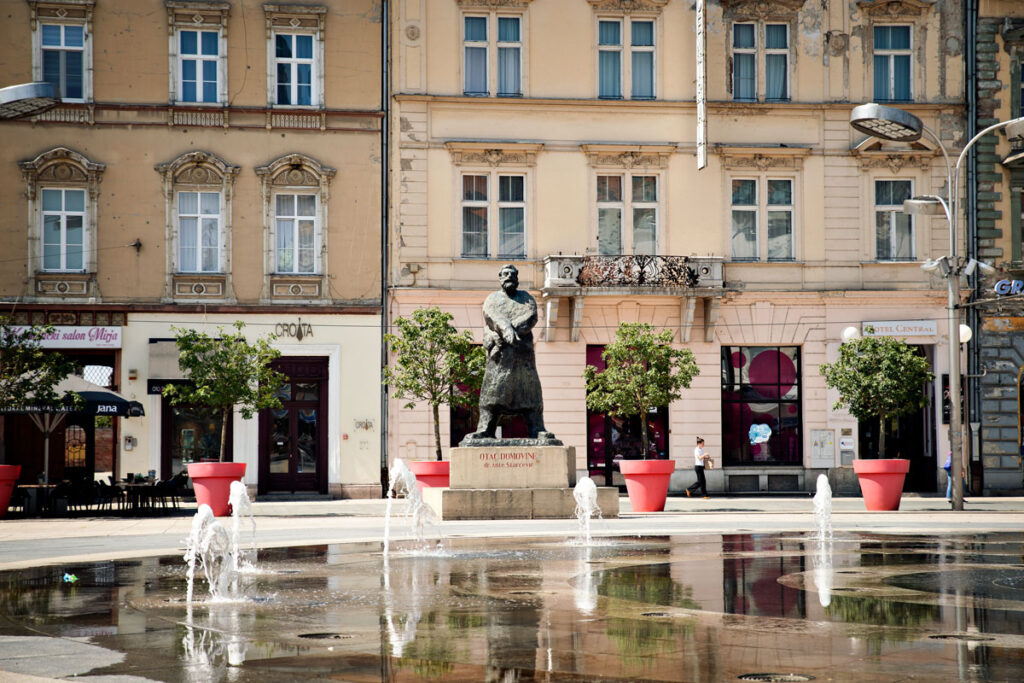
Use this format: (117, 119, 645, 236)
(929, 634, 996, 642)
(298, 633, 355, 640)
(738, 675, 814, 682)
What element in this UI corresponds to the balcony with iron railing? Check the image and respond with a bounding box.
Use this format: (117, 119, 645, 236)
(540, 254, 725, 343)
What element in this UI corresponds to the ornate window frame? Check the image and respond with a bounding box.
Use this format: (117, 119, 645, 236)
(264, 4, 327, 108)
(582, 144, 673, 255)
(255, 153, 335, 302)
(447, 142, 540, 261)
(720, 0, 803, 102)
(28, 0, 96, 103)
(155, 151, 240, 301)
(19, 146, 105, 299)
(856, 0, 936, 104)
(588, 0, 666, 101)
(718, 146, 807, 261)
(165, 0, 230, 105)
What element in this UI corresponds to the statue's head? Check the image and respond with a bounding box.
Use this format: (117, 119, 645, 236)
(499, 264, 519, 294)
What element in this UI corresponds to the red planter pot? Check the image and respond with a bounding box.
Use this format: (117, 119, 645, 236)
(406, 460, 450, 493)
(187, 462, 246, 517)
(0, 465, 21, 518)
(853, 458, 910, 511)
(619, 459, 676, 512)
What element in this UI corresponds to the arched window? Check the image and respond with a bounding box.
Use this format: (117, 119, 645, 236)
(155, 151, 240, 301)
(19, 146, 105, 299)
(256, 153, 334, 301)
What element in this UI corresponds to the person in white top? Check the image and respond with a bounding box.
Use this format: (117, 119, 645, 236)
(686, 437, 710, 498)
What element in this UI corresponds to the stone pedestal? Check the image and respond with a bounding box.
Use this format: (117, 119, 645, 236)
(421, 445, 619, 520)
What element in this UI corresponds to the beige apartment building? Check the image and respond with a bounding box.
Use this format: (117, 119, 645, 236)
(388, 0, 966, 494)
(0, 0, 384, 498)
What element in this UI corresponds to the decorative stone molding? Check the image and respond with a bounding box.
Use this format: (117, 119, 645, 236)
(155, 150, 240, 194)
(586, 0, 668, 14)
(155, 151, 239, 302)
(34, 272, 93, 297)
(172, 274, 227, 299)
(164, 0, 230, 35)
(446, 142, 542, 167)
(256, 153, 334, 303)
(19, 146, 105, 201)
(457, 0, 534, 8)
(852, 138, 935, 173)
(716, 146, 810, 172)
(581, 144, 674, 169)
(255, 152, 336, 187)
(27, 0, 95, 30)
(855, 0, 934, 18)
(720, 0, 806, 21)
(262, 4, 326, 39)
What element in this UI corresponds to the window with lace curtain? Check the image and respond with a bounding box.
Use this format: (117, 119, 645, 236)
(463, 13, 523, 97)
(874, 179, 914, 261)
(731, 22, 789, 102)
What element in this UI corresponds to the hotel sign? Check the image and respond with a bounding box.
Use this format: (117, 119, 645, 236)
(10, 325, 122, 349)
(862, 320, 937, 337)
(994, 279, 1023, 296)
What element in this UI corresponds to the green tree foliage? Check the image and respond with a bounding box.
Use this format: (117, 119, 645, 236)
(0, 317, 79, 409)
(163, 322, 286, 462)
(383, 307, 485, 461)
(819, 334, 933, 459)
(0, 317, 81, 461)
(583, 323, 700, 459)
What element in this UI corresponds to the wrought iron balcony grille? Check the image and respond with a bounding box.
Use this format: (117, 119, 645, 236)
(576, 254, 700, 287)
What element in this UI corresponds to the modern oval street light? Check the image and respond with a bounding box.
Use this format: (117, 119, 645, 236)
(0, 82, 58, 119)
(850, 102, 1024, 510)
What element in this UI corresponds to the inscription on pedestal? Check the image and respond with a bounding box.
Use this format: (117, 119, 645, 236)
(449, 446, 576, 489)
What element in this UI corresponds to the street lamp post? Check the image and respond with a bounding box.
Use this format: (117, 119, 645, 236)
(849, 103, 1023, 511)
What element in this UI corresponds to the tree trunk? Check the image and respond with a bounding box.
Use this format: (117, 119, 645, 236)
(877, 412, 886, 459)
(640, 412, 650, 459)
(219, 407, 229, 462)
(432, 403, 442, 461)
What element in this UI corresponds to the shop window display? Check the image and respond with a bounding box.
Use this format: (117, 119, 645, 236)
(721, 346, 801, 466)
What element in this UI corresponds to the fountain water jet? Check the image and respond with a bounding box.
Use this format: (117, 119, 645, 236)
(812, 474, 833, 607)
(384, 458, 440, 557)
(229, 481, 256, 573)
(572, 476, 601, 545)
(184, 505, 233, 603)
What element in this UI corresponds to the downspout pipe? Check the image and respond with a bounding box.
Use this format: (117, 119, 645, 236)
(965, 0, 981, 485)
(378, 1, 389, 501)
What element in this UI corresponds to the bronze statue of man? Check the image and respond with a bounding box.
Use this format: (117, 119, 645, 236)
(463, 264, 557, 443)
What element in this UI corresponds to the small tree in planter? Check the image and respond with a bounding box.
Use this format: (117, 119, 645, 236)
(163, 322, 286, 462)
(584, 323, 700, 460)
(820, 334, 933, 458)
(384, 307, 485, 461)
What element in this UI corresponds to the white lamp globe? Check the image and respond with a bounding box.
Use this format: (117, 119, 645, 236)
(958, 324, 973, 344)
(841, 326, 861, 343)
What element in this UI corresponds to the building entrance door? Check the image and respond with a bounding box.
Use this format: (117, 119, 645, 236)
(259, 357, 328, 494)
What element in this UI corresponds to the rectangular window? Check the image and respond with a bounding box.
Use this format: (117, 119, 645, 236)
(599, 18, 654, 99)
(731, 177, 795, 261)
(873, 25, 912, 102)
(179, 30, 219, 103)
(765, 24, 789, 101)
(276, 194, 318, 273)
(275, 33, 315, 106)
(462, 175, 489, 257)
(721, 346, 802, 466)
(874, 179, 914, 260)
(596, 174, 657, 255)
(41, 24, 84, 101)
(40, 188, 86, 272)
(731, 178, 758, 259)
(464, 16, 488, 95)
(766, 179, 793, 260)
(732, 23, 755, 101)
(631, 20, 654, 99)
(497, 17, 522, 96)
(498, 175, 525, 257)
(597, 175, 623, 255)
(461, 173, 526, 258)
(177, 191, 220, 273)
(598, 20, 622, 98)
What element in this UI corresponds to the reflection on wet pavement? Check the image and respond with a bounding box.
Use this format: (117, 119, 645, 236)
(1, 533, 1023, 681)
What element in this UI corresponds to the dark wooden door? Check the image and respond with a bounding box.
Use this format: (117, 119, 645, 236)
(259, 357, 328, 493)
